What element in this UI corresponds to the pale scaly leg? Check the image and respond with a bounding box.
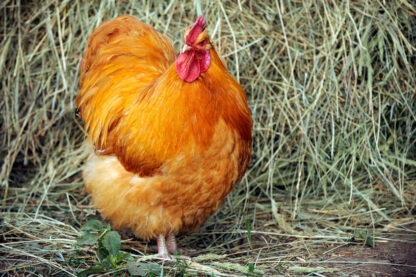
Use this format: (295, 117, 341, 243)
(157, 234, 170, 259)
(165, 233, 192, 260)
(166, 233, 178, 254)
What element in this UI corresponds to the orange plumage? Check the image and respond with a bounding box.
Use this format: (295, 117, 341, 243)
(76, 15, 252, 256)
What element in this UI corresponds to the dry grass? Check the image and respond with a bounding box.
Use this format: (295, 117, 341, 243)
(1, 0, 415, 276)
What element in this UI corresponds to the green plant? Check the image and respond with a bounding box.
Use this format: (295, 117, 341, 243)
(353, 231, 375, 248)
(174, 258, 191, 276)
(76, 219, 133, 276)
(246, 263, 261, 277)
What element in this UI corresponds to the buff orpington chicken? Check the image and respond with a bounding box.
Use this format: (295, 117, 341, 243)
(76, 14, 252, 258)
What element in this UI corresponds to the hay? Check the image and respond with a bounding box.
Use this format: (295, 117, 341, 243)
(1, 0, 415, 275)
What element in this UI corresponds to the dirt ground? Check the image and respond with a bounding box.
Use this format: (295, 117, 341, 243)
(118, 218, 416, 276)
(323, 224, 416, 276)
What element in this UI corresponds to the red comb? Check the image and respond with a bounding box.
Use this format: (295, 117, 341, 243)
(185, 14, 206, 45)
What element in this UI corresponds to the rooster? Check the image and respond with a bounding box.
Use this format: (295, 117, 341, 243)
(76, 14, 252, 258)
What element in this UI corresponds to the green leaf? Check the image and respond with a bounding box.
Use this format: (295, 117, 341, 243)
(359, 232, 375, 247)
(77, 264, 106, 277)
(101, 256, 114, 270)
(365, 236, 375, 247)
(81, 220, 103, 232)
(76, 232, 98, 245)
(115, 251, 134, 263)
(248, 263, 255, 273)
(102, 231, 121, 256)
(247, 263, 262, 276)
(97, 246, 109, 261)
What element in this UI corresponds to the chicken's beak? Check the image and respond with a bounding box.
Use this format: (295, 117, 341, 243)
(182, 44, 191, 52)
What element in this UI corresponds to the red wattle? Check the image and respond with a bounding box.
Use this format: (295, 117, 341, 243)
(199, 50, 210, 73)
(176, 49, 210, 82)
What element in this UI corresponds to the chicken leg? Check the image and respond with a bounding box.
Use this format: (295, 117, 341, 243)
(166, 233, 178, 254)
(157, 234, 190, 260)
(157, 234, 170, 259)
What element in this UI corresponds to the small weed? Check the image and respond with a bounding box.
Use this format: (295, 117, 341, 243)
(246, 263, 261, 277)
(174, 258, 191, 276)
(76, 219, 134, 276)
(352, 231, 375, 247)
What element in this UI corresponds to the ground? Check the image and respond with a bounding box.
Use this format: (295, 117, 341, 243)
(324, 224, 416, 276)
(119, 220, 416, 276)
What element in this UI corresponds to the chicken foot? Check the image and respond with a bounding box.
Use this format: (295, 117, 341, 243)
(157, 234, 190, 260)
